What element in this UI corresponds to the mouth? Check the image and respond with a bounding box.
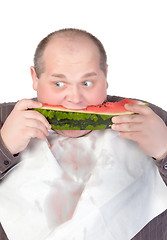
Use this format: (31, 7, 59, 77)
(62, 104, 87, 110)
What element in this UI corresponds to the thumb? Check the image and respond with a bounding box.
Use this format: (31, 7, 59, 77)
(15, 99, 42, 111)
(124, 102, 150, 115)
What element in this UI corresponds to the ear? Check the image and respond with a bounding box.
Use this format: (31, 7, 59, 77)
(106, 65, 109, 89)
(30, 66, 38, 91)
(106, 81, 109, 89)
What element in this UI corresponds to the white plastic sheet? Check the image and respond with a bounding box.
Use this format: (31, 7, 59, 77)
(0, 130, 167, 240)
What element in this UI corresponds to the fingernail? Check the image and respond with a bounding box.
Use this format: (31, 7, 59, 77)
(38, 102, 42, 107)
(112, 117, 116, 123)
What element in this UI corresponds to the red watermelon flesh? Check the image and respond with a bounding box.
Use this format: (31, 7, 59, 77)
(41, 98, 144, 115)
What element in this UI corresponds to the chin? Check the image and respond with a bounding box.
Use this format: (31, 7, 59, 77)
(55, 130, 92, 138)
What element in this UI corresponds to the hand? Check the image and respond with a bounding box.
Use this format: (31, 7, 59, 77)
(0, 99, 51, 155)
(111, 103, 167, 160)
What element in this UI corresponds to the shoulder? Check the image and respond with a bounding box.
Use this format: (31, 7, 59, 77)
(0, 102, 17, 126)
(0, 101, 16, 109)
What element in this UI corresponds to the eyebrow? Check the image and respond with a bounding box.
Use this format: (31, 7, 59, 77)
(51, 72, 97, 79)
(51, 73, 66, 78)
(82, 72, 97, 78)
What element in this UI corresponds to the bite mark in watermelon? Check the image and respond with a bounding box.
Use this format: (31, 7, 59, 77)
(33, 98, 146, 130)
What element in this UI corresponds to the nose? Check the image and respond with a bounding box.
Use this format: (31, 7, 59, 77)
(66, 86, 82, 104)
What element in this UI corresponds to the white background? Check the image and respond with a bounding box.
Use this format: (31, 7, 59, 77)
(0, 0, 166, 110)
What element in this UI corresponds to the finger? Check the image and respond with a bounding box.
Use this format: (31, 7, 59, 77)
(25, 118, 50, 136)
(118, 131, 140, 141)
(25, 127, 47, 141)
(124, 103, 152, 115)
(25, 110, 51, 129)
(112, 122, 142, 132)
(15, 99, 42, 111)
(112, 114, 144, 124)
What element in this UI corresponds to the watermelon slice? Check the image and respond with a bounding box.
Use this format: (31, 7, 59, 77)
(33, 98, 145, 130)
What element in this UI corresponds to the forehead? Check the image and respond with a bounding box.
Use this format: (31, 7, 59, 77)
(43, 36, 100, 64)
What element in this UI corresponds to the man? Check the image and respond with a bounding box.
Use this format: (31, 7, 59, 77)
(0, 28, 167, 239)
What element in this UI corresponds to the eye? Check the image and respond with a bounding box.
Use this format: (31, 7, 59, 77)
(83, 81, 92, 87)
(55, 82, 65, 87)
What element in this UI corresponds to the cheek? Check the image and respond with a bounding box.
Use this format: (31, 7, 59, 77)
(37, 84, 53, 104)
(36, 84, 62, 104)
(85, 85, 107, 105)
(36, 84, 50, 103)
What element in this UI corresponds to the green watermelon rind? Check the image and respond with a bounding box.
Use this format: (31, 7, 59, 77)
(32, 99, 148, 130)
(34, 108, 133, 130)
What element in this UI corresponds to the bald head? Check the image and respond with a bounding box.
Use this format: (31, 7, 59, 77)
(33, 28, 107, 78)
